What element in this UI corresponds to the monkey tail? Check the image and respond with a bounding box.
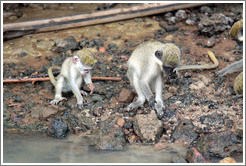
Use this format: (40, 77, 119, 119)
(48, 66, 61, 87)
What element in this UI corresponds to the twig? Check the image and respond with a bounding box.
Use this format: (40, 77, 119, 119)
(3, 76, 121, 83)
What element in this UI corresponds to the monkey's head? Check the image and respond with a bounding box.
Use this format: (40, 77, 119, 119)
(74, 49, 97, 75)
(229, 19, 243, 41)
(154, 43, 181, 78)
(73, 55, 93, 75)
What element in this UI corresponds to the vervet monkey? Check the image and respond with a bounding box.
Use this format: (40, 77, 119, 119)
(215, 19, 243, 95)
(48, 50, 96, 109)
(126, 41, 181, 119)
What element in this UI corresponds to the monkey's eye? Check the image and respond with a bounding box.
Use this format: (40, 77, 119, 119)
(84, 69, 90, 73)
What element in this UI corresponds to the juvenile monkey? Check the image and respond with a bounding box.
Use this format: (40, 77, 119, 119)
(127, 41, 181, 119)
(48, 50, 96, 109)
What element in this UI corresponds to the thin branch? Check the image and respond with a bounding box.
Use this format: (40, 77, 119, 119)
(3, 76, 122, 83)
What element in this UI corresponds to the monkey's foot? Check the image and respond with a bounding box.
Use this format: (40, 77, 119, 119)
(127, 101, 144, 110)
(80, 90, 88, 96)
(50, 97, 67, 105)
(75, 103, 83, 110)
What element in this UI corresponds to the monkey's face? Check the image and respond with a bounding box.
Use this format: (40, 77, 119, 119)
(79, 65, 93, 75)
(163, 66, 177, 79)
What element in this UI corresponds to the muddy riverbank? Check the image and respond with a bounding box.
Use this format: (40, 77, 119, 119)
(2, 3, 243, 163)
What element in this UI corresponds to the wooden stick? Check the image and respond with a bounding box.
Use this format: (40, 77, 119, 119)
(3, 76, 122, 83)
(3, 3, 206, 37)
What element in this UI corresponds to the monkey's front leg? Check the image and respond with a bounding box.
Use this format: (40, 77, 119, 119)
(154, 75, 165, 119)
(70, 79, 84, 109)
(84, 72, 94, 94)
(50, 75, 67, 105)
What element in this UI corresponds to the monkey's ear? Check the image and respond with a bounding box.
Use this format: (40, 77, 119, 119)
(73, 56, 80, 64)
(155, 50, 163, 60)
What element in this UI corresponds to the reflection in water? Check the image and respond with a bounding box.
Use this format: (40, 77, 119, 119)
(3, 132, 187, 163)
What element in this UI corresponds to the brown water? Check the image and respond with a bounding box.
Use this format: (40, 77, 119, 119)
(3, 132, 187, 163)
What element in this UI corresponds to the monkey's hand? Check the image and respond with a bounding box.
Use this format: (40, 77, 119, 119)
(215, 69, 228, 77)
(155, 102, 165, 120)
(87, 83, 94, 94)
(50, 97, 67, 105)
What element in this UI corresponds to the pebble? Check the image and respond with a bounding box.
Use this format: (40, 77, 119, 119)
(164, 26, 179, 32)
(175, 10, 187, 21)
(166, 16, 176, 25)
(116, 117, 125, 128)
(200, 6, 212, 14)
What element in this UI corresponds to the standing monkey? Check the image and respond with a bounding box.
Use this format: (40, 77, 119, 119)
(126, 41, 181, 119)
(48, 49, 96, 109)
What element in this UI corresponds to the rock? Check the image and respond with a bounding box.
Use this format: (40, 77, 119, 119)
(175, 10, 187, 21)
(35, 40, 55, 51)
(205, 37, 216, 48)
(99, 47, 106, 53)
(200, 6, 212, 14)
(118, 88, 136, 103)
(92, 94, 103, 103)
(199, 112, 224, 127)
(171, 119, 198, 144)
(18, 52, 27, 57)
(172, 155, 188, 163)
(195, 130, 241, 159)
(153, 142, 167, 150)
(159, 21, 167, 28)
(133, 110, 163, 143)
(127, 134, 138, 144)
(166, 16, 176, 25)
(116, 117, 125, 128)
(198, 13, 231, 37)
(90, 102, 105, 116)
(164, 12, 173, 19)
(124, 119, 133, 129)
(186, 148, 209, 163)
(186, 19, 195, 26)
(95, 128, 126, 150)
(48, 118, 69, 139)
(164, 35, 174, 41)
(40, 105, 59, 119)
(94, 116, 127, 150)
(55, 36, 78, 52)
(164, 26, 179, 32)
(219, 157, 237, 163)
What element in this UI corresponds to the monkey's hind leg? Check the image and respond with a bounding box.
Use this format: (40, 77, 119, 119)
(127, 73, 146, 109)
(50, 75, 67, 105)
